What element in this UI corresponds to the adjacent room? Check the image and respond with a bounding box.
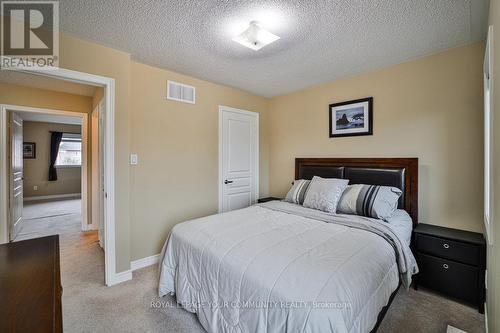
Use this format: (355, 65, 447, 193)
(1, 1, 499, 333)
(16, 115, 83, 241)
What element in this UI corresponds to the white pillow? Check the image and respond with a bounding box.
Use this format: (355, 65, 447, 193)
(303, 176, 349, 213)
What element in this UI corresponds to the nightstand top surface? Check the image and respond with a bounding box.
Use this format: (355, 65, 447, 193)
(414, 223, 485, 245)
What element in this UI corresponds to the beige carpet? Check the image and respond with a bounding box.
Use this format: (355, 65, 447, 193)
(22, 200, 485, 332)
(15, 198, 82, 241)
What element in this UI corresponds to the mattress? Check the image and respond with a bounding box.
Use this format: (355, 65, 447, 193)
(158, 201, 417, 333)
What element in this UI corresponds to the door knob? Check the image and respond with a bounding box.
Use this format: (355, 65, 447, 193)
(224, 180, 233, 184)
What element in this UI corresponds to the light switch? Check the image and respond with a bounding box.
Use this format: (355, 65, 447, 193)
(130, 154, 138, 165)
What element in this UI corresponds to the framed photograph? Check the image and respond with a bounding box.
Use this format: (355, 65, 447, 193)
(329, 97, 373, 138)
(23, 142, 36, 159)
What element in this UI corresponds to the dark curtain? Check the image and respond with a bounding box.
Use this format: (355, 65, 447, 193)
(48, 132, 63, 181)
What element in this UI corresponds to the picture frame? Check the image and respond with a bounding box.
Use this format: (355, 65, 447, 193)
(23, 142, 36, 159)
(329, 97, 373, 138)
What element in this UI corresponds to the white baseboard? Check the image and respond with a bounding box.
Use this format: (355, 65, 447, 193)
(131, 254, 160, 271)
(105, 254, 160, 287)
(108, 270, 132, 286)
(24, 193, 81, 202)
(105, 254, 159, 287)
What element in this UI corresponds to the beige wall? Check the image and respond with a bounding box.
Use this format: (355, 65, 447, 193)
(129, 61, 269, 260)
(268, 42, 485, 234)
(0, 82, 92, 113)
(487, 1, 500, 332)
(23, 121, 82, 197)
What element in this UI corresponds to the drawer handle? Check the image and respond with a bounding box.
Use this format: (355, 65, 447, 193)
(443, 243, 450, 249)
(443, 264, 449, 269)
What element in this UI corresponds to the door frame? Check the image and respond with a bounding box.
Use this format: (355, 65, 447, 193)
(0, 66, 121, 286)
(218, 105, 259, 213)
(2, 105, 89, 236)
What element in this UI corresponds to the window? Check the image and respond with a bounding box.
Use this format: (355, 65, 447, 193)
(55, 133, 82, 167)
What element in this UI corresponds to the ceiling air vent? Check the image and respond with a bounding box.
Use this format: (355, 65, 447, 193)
(167, 80, 196, 104)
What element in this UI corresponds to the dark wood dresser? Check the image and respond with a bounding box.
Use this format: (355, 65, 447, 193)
(0, 235, 63, 332)
(413, 224, 486, 313)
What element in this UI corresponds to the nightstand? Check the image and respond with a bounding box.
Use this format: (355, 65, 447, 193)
(413, 224, 486, 313)
(257, 197, 282, 203)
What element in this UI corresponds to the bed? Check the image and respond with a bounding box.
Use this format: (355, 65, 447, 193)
(159, 158, 419, 333)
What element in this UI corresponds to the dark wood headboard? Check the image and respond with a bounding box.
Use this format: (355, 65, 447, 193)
(295, 158, 418, 226)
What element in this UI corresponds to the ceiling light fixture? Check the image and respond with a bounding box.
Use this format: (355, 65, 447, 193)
(232, 21, 280, 51)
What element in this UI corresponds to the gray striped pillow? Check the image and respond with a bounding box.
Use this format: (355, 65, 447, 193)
(284, 179, 311, 205)
(337, 184, 402, 220)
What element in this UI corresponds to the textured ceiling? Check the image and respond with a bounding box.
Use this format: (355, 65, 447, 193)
(59, 0, 489, 97)
(0, 70, 97, 97)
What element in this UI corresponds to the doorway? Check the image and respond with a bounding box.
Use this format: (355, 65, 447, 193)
(7, 108, 88, 242)
(0, 67, 119, 286)
(6, 105, 90, 241)
(218, 105, 259, 213)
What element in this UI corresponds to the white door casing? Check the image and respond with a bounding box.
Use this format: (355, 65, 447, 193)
(9, 112, 23, 240)
(81, 114, 89, 232)
(219, 106, 259, 213)
(91, 104, 100, 232)
(98, 99, 105, 249)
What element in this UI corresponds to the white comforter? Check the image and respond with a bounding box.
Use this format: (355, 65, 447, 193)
(158, 201, 417, 333)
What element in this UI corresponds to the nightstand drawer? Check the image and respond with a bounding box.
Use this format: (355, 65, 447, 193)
(415, 234, 480, 266)
(417, 253, 479, 304)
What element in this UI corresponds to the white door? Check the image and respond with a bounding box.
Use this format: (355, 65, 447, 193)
(219, 106, 259, 213)
(98, 99, 105, 249)
(9, 112, 23, 240)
